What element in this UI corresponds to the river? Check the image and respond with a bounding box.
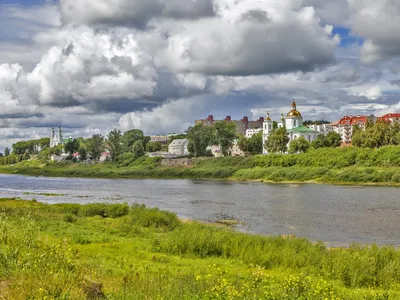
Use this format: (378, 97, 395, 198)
(1, 174, 399, 247)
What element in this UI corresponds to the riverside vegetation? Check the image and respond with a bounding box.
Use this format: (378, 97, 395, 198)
(1, 198, 400, 299)
(2, 146, 400, 185)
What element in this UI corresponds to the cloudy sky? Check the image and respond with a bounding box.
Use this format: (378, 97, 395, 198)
(0, 0, 400, 150)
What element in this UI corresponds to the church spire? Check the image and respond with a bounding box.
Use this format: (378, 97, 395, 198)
(291, 98, 297, 110)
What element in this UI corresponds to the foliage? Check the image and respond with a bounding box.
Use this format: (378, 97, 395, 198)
(64, 138, 79, 154)
(303, 120, 330, 125)
(187, 123, 215, 157)
(12, 138, 50, 155)
(79, 148, 87, 160)
(107, 129, 122, 162)
(238, 132, 263, 155)
(86, 134, 105, 160)
(353, 121, 400, 148)
(122, 129, 149, 153)
(288, 136, 310, 154)
(311, 132, 341, 149)
(146, 141, 162, 152)
(1, 199, 400, 299)
(214, 121, 238, 156)
(264, 127, 290, 153)
(132, 140, 145, 157)
(4, 147, 10, 156)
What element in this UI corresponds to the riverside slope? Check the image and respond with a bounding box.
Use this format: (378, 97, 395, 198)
(1, 146, 400, 186)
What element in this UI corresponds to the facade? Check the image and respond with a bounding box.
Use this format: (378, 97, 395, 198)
(308, 124, 334, 135)
(195, 115, 264, 135)
(331, 115, 369, 144)
(168, 139, 189, 156)
(150, 135, 168, 143)
(209, 140, 245, 157)
(262, 100, 318, 154)
(245, 128, 262, 138)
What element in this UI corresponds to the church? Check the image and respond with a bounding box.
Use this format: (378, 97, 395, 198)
(262, 100, 318, 154)
(50, 127, 71, 148)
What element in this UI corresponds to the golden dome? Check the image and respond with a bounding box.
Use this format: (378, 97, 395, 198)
(286, 99, 302, 118)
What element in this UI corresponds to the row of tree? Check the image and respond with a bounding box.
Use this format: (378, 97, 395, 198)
(352, 120, 400, 148)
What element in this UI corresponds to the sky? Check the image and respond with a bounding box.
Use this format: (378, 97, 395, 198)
(0, 0, 400, 150)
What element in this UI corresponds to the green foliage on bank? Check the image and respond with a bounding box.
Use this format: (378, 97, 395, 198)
(1, 198, 400, 299)
(2, 146, 400, 185)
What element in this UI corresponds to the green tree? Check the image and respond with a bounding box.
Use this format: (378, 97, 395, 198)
(187, 123, 215, 157)
(248, 131, 263, 155)
(4, 147, 10, 156)
(311, 134, 327, 149)
(86, 134, 105, 160)
(288, 136, 310, 154)
(325, 132, 342, 148)
(272, 121, 278, 130)
(146, 141, 162, 152)
(237, 134, 250, 155)
(214, 121, 237, 156)
(64, 139, 79, 154)
(79, 148, 87, 160)
(107, 129, 122, 162)
(122, 129, 146, 153)
(264, 127, 290, 153)
(132, 140, 145, 157)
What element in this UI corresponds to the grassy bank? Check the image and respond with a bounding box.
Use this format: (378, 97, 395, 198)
(1, 198, 400, 299)
(2, 147, 400, 185)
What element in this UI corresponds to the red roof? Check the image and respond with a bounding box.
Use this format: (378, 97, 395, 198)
(378, 113, 400, 122)
(337, 115, 368, 126)
(72, 152, 80, 157)
(101, 151, 111, 156)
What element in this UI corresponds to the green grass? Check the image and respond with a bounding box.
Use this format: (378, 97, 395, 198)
(1, 198, 400, 299)
(2, 146, 400, 185)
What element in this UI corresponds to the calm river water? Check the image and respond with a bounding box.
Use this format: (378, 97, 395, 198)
(1, 174, 399, 247)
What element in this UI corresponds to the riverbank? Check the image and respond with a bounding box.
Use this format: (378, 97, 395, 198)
(1, 147, 400, 185)
(1, 198, 399, 299)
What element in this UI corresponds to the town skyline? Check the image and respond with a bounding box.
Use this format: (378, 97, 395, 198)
(1, 0, 400, 150)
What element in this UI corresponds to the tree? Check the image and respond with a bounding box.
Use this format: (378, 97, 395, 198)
(248, 131, 263, 155)
(187, 123, 215, 157)
(237, 134, 250, 155)
(311, 134, 327, 149)
(122, 129, 146, 153)
(4, 147, 10, 156)
(288, 136, 310, 154)
(86, 134, 105, 160)
(107, 129, 122, 162)
(214, 121, 237, 156)
(79, 148, 87, 161)
(272, 121, 278, 130)
(64, 139, 79, 154)
(264, 127, 290, 153)
(146, 141, 162, 152)
(325, 132, 342, 148)
(132, 140, 145, 157)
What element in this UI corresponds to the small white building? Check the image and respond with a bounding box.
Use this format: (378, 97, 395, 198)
(150, 135, 168, 143)
(168, 139, 189, 156)
(308, 124, 333, 135)
(245, 128, 262, 138)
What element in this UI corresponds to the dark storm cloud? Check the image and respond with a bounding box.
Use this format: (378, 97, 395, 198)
(60, 0, 216, 29)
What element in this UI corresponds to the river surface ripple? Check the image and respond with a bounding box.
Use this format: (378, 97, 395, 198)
(1, 174, 399, 247)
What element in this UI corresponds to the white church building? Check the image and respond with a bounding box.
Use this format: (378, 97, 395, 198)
(262, 100, 318, 154)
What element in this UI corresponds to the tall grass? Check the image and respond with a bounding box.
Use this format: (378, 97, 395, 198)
(0, 199, 399, 299)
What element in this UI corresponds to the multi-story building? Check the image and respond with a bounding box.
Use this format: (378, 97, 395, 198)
(245, 128, 262, 138)
(308, 124, 334, 135)
(150, 135, 168, 143)
(195, 115, 264, 135)
(331, 115, 370, 144)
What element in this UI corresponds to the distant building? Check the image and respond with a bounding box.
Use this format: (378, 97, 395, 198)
(50, 127, 72, 148)
(378, 113, 400, 123)
(308, 124, 334, 135)
(262, 100, 318, 154)
(195, 115, 264, 135)
(150, 135, 168, 143)
(245, 128, 262, 138)
(209, 140, 245, 157)
(331, 115, 371, 144)
(168, 139, 189, 156)
(99, 151, 111, 162)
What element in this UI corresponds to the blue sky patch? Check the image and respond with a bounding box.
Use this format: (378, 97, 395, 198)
(332, 26, 364, 47)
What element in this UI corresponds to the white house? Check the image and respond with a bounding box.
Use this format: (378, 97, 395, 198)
(245, 128, 262, 138)
(262, 100, 318, 154)
(308, 124, 334, 135)
(168, 139, 189, 156)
